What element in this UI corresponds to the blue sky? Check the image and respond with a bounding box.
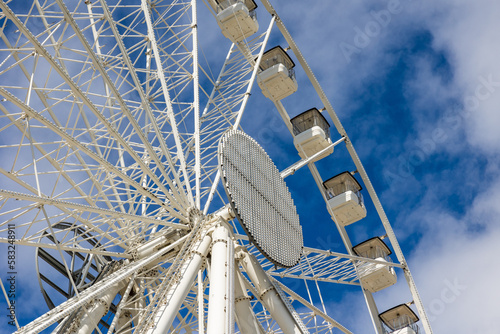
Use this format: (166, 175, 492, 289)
(1, 0, 499, 333)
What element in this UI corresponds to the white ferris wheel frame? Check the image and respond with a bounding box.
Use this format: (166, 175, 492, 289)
(0, 0, 433, 333)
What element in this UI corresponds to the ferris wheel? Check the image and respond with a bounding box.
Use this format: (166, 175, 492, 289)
(0, 0, 434, 333)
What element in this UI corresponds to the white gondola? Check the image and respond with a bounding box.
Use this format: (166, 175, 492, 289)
(353, 237, 397, 292)
(213, 0, 259, 43)
(257, 46, 298, 101)
(323, 171, 366, 226)
(379, 304, 420, 334)
(290, 108, 333, 161)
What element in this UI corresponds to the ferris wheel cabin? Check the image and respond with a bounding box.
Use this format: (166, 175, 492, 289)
(323, 171, 367, 226)
(379, 304, 420, 334)
(213, 0, 259, 43)
(353, 237, 397, 293)
(290, 108, 333, 161)
(257, 46, 298, 101)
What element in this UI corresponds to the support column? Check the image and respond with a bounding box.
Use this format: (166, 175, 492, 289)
(234, 270, 264, 334)
(239, 251, 302, 334)
(207, 222, 234, 334)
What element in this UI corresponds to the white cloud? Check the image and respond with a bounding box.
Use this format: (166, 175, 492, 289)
(406, 0, 500, 152)
(409, 176, 500, 333)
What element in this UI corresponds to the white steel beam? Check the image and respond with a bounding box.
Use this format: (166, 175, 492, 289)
(0, 106, 116, 212)
(75, 278, 126, 333)
(192, 0, 201, 209)
(0, 0, 186, 215)
(272, 278, 353, 334)
(226, 233, 235, 334)
(207, 223, 234, 334)
(202, 17, 275, 214)
(148, 234, 212, 334)
(198, 269, 205, 334)
(2, 238, 129, 258)
(13, 234, 189, 334)
(98, 0, 191, 208)
(238, 250, 304, 334)
(0, 177, 131, 250)
(0, 189, 188, 230)
(54, 0, 190, 212)
(0, 87, 186, 221)
(232, 16, 275, 130)
(141, 0, 195, 206)
(234, 270, 264, 334)
(107, 273, 137, 334)
(0, 34, 116, 211)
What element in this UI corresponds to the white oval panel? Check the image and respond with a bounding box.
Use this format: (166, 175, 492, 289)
(218, 130, 303, 267)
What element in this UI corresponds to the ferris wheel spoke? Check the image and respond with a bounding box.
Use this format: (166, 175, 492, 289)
(0, 157, 161, 242)
(264, 249, 360, 286)
(0, 16, 120, 211)
(137, 220, 211, 333)
(0, 0, 190, 215)
(9, 238, 129, 258)
(14, 232, 190, 334)
(271, 278, 352, 334)
(192, 0, 201, 210)
(200, 24, 274, 213)
(67, 0, 192, 211)
(0, 87, 186, 221)
(0, 1, 435, 333)
(52, 0, 192, 212)
(96, 0, 192, 210)
(246, 239, 401, 286)
(141, 0, 196, 206)
(0, 189, 187, 243)
(0, 195, 134, 253)
(0, 105, 127, 215)
(98, 0, 197, 208)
